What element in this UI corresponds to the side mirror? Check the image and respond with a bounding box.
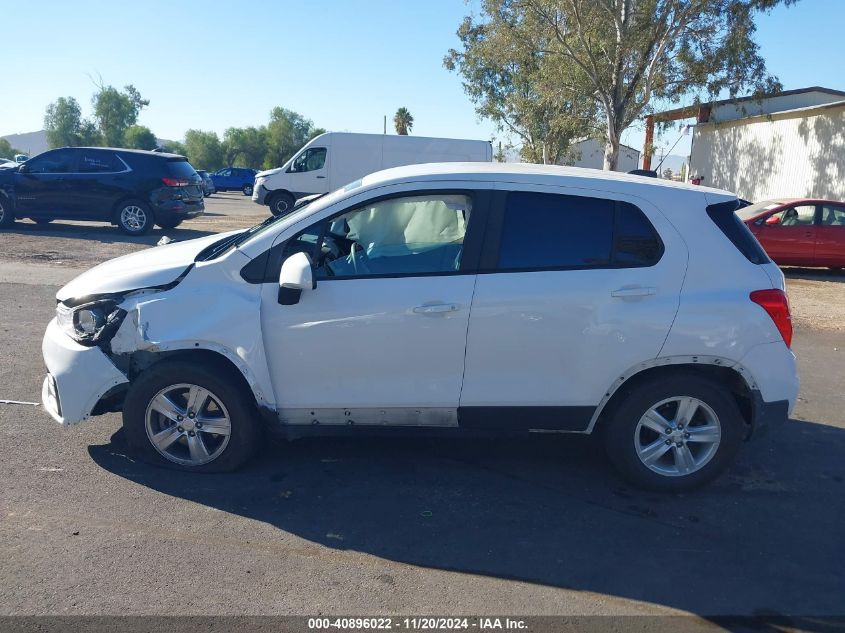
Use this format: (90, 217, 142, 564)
(764, 215, 781, 226)
(278, 251, 315, 305)
(17, 163, 29, 174)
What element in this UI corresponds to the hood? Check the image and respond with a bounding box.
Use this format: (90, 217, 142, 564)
(56, 231, 241, 303)
(256, 167, 283, 178)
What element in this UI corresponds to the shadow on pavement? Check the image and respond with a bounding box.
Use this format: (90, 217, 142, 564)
(783, 266, 845, 282)
(89, 416, 844, 620)
(7, 219, 219, 246)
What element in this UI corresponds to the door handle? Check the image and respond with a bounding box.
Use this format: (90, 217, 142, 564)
(611, 286, 657, 298)
(316, 175, 326, 179)
(413, 303, 459, 315)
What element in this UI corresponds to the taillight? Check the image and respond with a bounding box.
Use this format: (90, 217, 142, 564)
(750, 289, 792, 348)
(162, 177, 190, 187)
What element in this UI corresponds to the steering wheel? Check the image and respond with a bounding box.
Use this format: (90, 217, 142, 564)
(349, 242, 371, 275)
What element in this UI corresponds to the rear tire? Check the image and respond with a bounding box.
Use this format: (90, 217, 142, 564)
(242, 183, 253, 196)
(122, 359, 261, 472)
(602, 373, 745, 492)
(115, 200, 153, 235)
(269, 192, 295, 217)
(157, 218, 183, 229)
(0, 195, 15, 228)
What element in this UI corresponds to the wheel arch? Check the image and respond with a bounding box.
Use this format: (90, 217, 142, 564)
(103, 347, 276, 425)
(589, 356, 757, 436)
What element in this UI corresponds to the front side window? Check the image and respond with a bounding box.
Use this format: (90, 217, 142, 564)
(764, 205, 816, 226)
(290, 148, 327, 173)
(290, 194, 471, 279)
(497, 191, 662, 270)
(78, 151, 123, 173)
(25, 149, 75, 174)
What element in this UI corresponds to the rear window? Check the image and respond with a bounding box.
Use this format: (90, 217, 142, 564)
(166, 159, 199, 179)
(496, 192, 662, 270)
(708, 201, 770, 264)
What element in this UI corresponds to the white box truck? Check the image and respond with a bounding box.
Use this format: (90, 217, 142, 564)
(252, 132, 492, 216)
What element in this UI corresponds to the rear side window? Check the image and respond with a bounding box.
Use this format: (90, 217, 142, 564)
(166, 159, 199, 179)
(496, 192, 662, 270)
(78, 151, 124, 173)
(708, 201, 770, 264)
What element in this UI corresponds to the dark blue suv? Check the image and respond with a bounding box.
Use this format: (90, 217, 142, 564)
(0, 147, 204, 235)
(210, 167, 257, 195)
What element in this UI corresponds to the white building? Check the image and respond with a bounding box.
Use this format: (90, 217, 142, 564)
(658, 87, 845, 201)
(562, 138, 640, 172)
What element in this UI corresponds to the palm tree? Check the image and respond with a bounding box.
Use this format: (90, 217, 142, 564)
(394, 108, 414, 135)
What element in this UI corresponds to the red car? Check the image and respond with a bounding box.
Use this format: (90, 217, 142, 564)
(738, 198, 845, 270)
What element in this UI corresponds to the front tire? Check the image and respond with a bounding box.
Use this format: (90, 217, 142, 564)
(0, 195, 15, 228)
(602, 373, 744, 491)
(242, 183, 253, 196)
(268, 192, 295, 217)
(115, 200, 153, 235)
(122, 359, 261, 472)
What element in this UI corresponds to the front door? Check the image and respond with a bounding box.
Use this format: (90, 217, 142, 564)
(286, 147, 328, 196)
(14, 149, 77, 216)
(460, 188, 687, 431)
(260, 190, 480, 426)
(754, 204, 818, 265)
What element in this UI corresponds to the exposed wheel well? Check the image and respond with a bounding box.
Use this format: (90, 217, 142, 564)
(98, 349, 265, 418)
(593, 363, 753, 435)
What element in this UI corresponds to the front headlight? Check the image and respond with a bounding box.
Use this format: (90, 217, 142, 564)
(56, 300, 126, 346)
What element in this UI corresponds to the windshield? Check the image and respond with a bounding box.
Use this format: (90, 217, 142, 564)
(194, 194, 328, 262)
(736, 199, 785, 221)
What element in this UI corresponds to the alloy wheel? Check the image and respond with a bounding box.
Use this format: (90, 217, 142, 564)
(145, 383, 232, 466)
(120, 205, 147, 232)
(634, 396, 722, 477)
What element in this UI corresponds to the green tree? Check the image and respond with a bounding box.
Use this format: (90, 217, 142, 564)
(223, 126, 268, 168)
(393, 107, 414, 135)
(183, 130, 225, 170)
(0, 138, 21, 158)
(447, 0, 797, 170)
(92, 84, 149, 147)
(445, 17, 594, 164)
(161, 140, 187, 155)
(123, 125, 158, 150)
(263, 107, 324, 169)
(44, 97, 100, 148)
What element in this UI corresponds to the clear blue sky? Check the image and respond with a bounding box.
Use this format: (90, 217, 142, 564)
(1, 0, 842, 159)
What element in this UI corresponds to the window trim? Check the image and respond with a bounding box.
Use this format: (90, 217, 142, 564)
(241, 188, 491, 284)
(479, 190, 665, 274)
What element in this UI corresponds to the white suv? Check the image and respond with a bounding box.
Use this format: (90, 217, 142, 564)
(41, 163, 798, 490)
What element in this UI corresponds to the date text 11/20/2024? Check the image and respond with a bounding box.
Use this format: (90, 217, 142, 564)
(307, 617, 528, 630)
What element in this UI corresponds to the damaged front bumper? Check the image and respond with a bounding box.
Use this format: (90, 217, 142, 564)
(41, 318, 129, 426)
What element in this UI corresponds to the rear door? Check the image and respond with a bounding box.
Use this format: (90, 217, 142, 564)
(754, 204, 817, 265)
(816, 204, 845, 267)
(14, 149, 77, 216)
(64, 149, 129, 219)
(459, 187, 686, 431)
